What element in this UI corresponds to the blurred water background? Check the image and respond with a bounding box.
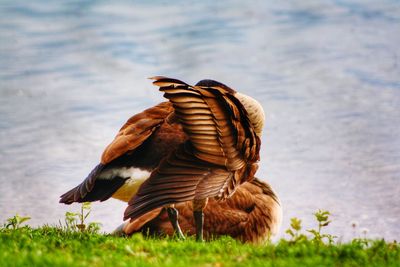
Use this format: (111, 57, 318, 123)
(0, 0, 399, 240)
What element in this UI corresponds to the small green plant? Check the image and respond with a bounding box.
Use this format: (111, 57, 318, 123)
(285, 217, 307, 243)
(64, 202, 101, 233)
(4, 214, 31, 230)
(307, 209, 337, 244)
(286, 209, 337, 245)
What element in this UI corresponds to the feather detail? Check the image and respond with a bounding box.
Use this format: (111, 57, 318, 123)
(124, 77, 262, 221)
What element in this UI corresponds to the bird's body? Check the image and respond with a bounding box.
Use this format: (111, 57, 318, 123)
(121, 178, 281, 243)
(60, 76, 281, 242)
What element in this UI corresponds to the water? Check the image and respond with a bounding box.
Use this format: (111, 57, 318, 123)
(0, 0, 399, 240)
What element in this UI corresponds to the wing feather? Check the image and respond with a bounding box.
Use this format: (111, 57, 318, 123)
(101, 102, 174, 164)
(124, 145, 233, 221)
(152, 76, 259, 171)
(123, 76, 261, 221)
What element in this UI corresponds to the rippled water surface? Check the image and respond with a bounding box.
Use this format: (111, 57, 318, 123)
(1, 0, 399, 240)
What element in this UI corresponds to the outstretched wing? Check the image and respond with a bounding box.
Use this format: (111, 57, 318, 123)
(124, 76, 260, 220)
(59, 102, 174, 204)
(153, 76, 260, 169)
(101, 101, 174, 164)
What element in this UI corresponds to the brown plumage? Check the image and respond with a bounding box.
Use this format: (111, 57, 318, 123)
(124, 77, 261, 224)
(59, 101, 187, 204)
(60, 76, 276, 241)
(121, 178, 281, 243)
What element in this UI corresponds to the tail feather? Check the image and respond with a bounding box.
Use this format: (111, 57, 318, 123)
(60, 164, 127, 204)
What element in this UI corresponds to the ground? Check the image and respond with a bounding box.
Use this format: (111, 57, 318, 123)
(0, 226, 399, 267)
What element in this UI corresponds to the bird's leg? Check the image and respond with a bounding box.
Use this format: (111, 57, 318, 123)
(166, 205, 185, 240)
(193, 198, 208, 242)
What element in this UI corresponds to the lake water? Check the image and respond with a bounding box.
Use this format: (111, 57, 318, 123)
(1, 0, 399, 241)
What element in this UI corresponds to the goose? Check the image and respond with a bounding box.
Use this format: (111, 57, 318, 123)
(60, 76, 277, 241)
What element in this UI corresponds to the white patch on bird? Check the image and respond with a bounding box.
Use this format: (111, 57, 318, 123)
(98, 167, 151, 202)
(98, 167, 150, 180)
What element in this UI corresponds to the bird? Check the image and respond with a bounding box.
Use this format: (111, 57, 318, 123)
(118, 177, 281, 243)
(60, 76, 270, 241)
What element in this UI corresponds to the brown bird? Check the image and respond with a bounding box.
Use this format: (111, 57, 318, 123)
(118, 178, 281, 243)
(60, 76, 273, 241)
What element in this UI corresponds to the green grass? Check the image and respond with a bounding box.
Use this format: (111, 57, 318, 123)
(1, 209, 398, 266)
(0, 226, 399, 267)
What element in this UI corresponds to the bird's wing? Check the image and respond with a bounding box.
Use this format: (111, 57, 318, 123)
(124, 76, 260, 220)
(59, 102, 173, 204)
(124, 144, 235, 220)
(152, 76, 260, 170)
(101, 101, 174, 164)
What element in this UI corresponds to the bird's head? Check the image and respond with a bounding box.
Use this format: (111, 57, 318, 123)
(235, 92, 265, 137)
(196, 79, 265, 137)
